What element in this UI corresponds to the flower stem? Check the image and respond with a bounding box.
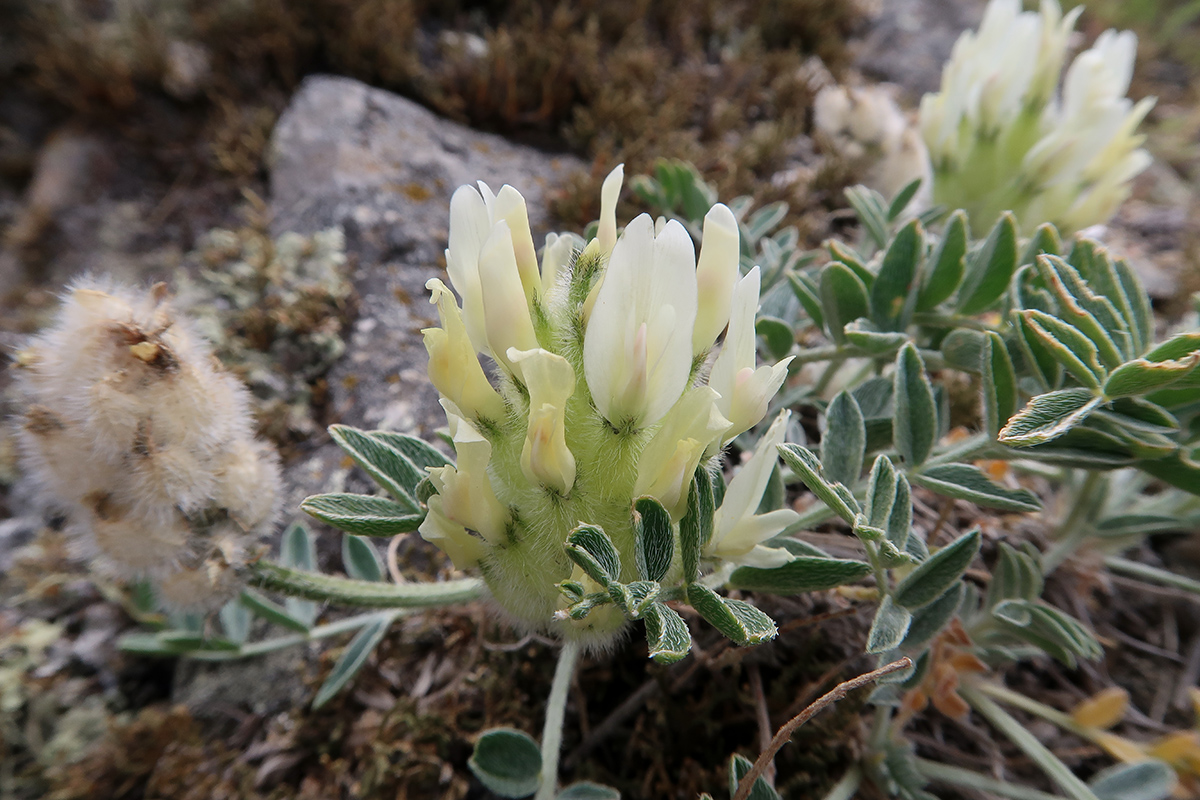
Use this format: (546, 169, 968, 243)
(959, 683, 1101, 800)
(250, 561, 485, 607)
(535, 640, 581, 800)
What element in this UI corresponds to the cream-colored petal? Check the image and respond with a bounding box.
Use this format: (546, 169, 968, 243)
(693, 203, 742, 355)
(711, 411, 790, 549)
(508, 347, 577, 495)
(493, 185, 540, 303)
(597, 164, 624, 256)
(634, 386, 731, 517)
(478, 221, 538, 375)
(423, 278, 506, 421)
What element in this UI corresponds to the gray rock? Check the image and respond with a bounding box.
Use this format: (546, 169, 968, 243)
(267, 74, 582, 505)
(854, 0, 983, 98)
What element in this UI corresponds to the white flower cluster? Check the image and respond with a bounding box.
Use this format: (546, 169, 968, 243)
(14, 280, 281, 608)
(419, 166, 799, 640)
(919, 0, 1153, 235)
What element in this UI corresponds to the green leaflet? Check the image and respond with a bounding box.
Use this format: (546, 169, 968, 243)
(301, 493, 426, 537)
(468, 728, 542, 799)
(871, 219, 924, 331)
(686, 583, 777, 646)
(957, 211, 1017, 314)
(566, 525, 622, 586)
(911, 464, 1041, 512)
(312, 612, 395, 708)
(727, 556, 872, 594)
(643, 602, 692, 664)
(1018, 310, 1106, 390)
(822, 391, 866, 486)
(820, 261, 870, 344)
(866, 595, 912, 653)
(893, 344, 937, 468)
(892, 528, 980, 610)
(777, 443, 860, 523)
(981, 331, 1018, 438)
(998, 388, 1104, 447)
(633, 497, 674, 582)
(917, 209, 967, 311)
(328, 425, 424, 512)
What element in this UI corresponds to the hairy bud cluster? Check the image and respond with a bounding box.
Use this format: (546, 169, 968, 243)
(920, 0, 1153, 235)
(419, 166, 798, 643)
(14, 279, 281, 608)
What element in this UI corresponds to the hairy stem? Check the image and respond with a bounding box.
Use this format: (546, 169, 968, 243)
(250, 561, 485, 607)
(535, 640, 581, 800)
(732, 658, 912, 800)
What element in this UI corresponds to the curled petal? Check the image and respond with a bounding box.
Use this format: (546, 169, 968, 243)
(419, 496, 486, 569)
(433, 399, 509, 544)
(707, 412, 799, 565)
(597, 164, 624, 256)
(423, 279, 506, 422)
(508, 347, 577, 495)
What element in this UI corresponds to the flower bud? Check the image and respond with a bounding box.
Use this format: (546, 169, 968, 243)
(692, 203, 741, 355)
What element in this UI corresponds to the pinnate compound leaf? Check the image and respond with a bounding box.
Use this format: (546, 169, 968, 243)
(687, 584, 777, 646)
(777, 443, 859, 523)
(342, 534, 383, 582)
(893, 528, 980, 610)
(643, 602, 692, 664)
(917, 209, 967, 311)
(329, 425, 422, 511)
(728, 556, 871, 594)
(820, 262, 870, 344)
(302, 493, 425, 537)
(893, 343, 936, 467)
(911, 464, 1041, 512)
(871, 219, 923, 331)
(998, 388, 1104, 447)
(1036, 254, 1131, 367)
(958, 211, 1017, 314)
(981, 332, 1017, 438)
(822, 391, 866, 486)
(729, 753, 782, 800)
(1019, 310, 1106, 389)
(566, 525, 622, 586)
(633, 497, 674, 582)
(867, 596, 912, 653)
(468, 728, 542, 798)
(312, 613, 393, 708)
